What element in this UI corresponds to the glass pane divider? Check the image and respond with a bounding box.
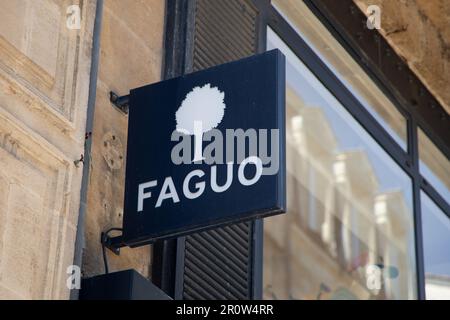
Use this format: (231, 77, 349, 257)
(410, 118, 426, 300)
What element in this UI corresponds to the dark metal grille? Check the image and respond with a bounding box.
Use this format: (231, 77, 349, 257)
(192, 0, 257, 71)
(184, 224, 252, 300)
(182, 0, 259, 300)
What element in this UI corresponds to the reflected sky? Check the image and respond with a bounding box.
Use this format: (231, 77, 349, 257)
(422, 192, 450, 277)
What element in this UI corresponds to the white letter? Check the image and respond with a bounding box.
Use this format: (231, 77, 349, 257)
(156, 177, 180, 208)
(66, 265, 81, 290)
(183, 170, 206, 199)
(238, 156, 263, 186)
(211, 162, 233, 193)
(138, 181, 157, 212)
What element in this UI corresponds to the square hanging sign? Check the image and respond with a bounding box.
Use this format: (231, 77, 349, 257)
(122, 49, 286, 247)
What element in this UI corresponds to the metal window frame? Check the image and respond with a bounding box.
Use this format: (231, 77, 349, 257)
(269, 0, 450, 300)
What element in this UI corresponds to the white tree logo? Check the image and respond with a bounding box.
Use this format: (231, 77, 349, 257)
(175, 84, 226, 162)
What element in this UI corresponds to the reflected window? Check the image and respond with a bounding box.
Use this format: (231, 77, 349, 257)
(419, 128, 450, 202)
(272, 0, 408, 150)
(422, 192, 450, 299)
(263, 28, 417, 300)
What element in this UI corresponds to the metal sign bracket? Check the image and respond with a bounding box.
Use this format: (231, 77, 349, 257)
(101, 229, 126, 256)
(110, 91, 130, 114)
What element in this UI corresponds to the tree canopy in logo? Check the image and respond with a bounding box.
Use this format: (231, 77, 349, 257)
(175, 84, 226, 162)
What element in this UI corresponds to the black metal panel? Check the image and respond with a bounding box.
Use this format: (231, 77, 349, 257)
(80, 270, 171, 300)
(177, 0, 266, 300)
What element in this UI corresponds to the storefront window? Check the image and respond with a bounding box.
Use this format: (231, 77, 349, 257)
(418, 128, 450, 202)
(421, 192, 450, 299)
(263, 28, 417, 300)
(272, 0, 408, 151)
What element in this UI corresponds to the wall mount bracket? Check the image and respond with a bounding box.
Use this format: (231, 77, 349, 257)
(101, 229, 126, 256)
(109, 91, 130, 114)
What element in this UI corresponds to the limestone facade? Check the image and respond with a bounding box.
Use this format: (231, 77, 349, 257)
(0, 0, 96, 299)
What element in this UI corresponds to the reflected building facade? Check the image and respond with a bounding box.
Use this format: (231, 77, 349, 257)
(264, 34, 417, 299)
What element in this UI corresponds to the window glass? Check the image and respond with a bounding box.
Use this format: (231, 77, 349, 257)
(418, 128, 450, 202)
(421, 192, 450, 299)
(272, 0, 408, 150)
(263, 28, 417, 300)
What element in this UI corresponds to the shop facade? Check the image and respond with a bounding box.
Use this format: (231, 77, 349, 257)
(0, 0, 448, 300)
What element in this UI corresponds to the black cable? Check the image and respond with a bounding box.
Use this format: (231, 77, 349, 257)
(101, 240, 109, 274)
(101, 227, 123, 274)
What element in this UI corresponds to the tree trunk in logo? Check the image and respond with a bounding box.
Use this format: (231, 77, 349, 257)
(193, 121, 204, 162)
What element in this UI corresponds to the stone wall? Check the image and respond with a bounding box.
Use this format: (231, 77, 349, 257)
(0, 0, 96, 299)
(81, 0, 165, 278)
(354, 0, 450, 114)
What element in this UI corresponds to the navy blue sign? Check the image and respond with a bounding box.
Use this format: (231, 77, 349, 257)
(122, 50, 286, 246)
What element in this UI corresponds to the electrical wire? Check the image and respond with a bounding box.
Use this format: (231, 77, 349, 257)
(101, 227, 123, 274)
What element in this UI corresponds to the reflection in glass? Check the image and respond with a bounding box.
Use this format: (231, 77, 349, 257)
(264, 29, 417, 300)
(422, 192, 450, 299)
(419, 128, 450, 202)
(272, 0, 408, 150)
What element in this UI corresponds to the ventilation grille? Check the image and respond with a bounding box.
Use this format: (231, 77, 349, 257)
(184, 224, 253, 300)
(192, 0, 257, 71)
(183, 0, 259, 300)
